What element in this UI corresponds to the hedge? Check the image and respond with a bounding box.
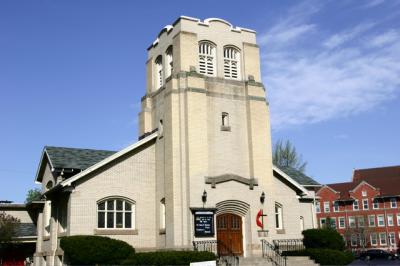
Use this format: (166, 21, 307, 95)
(282, 249, 354, 265)
(60, 235, 135, 265)
(122, 251, 217, 265)
(302, 228, 345, 251)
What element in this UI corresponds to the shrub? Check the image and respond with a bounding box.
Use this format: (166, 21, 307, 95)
(302, 228, 345, 251)
(122, 251, 217, 265)
(282, 248, 354, 265)
(60, 235, 135, 265)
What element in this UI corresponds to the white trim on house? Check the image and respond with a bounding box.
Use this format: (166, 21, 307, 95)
(349, 180, 377, 193)
(272, 166, 309, 196)
(61, 133, 158, 187)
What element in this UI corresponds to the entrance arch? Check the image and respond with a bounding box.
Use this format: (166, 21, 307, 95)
(217, 213, 243, 256)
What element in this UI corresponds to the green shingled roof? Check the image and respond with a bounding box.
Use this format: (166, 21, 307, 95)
(45, 146, 116, 171)
(275, 165, 320, 186)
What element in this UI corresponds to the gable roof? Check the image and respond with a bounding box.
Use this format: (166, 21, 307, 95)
(276, 165, 320, 186)
(325, 182, 355, 200)
(273, 166, 310, 196)
(35, 146, 116, 182)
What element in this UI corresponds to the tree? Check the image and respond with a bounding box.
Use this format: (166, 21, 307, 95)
(273, 140, 307, 173)
(25, 188, 42, 203)
(0, 211, 20, 244)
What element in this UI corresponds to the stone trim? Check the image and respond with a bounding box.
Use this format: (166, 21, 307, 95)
(276, 229, 286, 234)
(205, 174, 258, 189)
(94, 229, 139, 235)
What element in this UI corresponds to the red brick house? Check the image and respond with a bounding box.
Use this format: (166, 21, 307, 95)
(316, 166, 400, 252)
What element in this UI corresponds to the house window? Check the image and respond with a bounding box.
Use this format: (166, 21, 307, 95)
(300, 216, 304, 232)
(198, 41, 216, 76)
(377, 215, 385, 227)
(315, 201, 321, 213)
(370, 233, 378, 246)
(397, 213, 400, 226)
(223, 46, 240, 80)
(390, 198, 397, 208)
(339, 217, 345, 228)
(387, 214, 394, 226)
(362, 190, 367, 197)
(388, 232, 395, 246)
(155, 55, 163, 89)
(330, 217, 337, 229)
(222, 112, 229, 126)
(373, 198, 379, 209)
(333, 201, 339, 212)
(358, 216, 365, 227)
(379, 232, 387, 245)
(349, 216, 356, 228)
(324, 202, 330, 213)
(165, 46, 173, 78)
(368, 215, 375, 227)
(275, 203, 283, 229)
(97, 198, 135, 229)
(320, 218, 326, 228)
(353, 200, 359, 211)
(362, 199, 369, 210)
(160, 198, 166, 230)
(351, 234, 357, 247)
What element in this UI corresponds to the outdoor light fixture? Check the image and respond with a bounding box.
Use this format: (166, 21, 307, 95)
(202, 190, 207, 206)
(260, 191, 265, 204)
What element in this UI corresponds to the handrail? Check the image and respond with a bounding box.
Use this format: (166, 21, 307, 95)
(193, 240, 239, 266)
(272, 238, 304, 254)
(261, 239, 287, 266)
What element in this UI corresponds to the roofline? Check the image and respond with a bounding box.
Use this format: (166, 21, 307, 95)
(61, 132, 158, 187)
(273, 166, 309, 196)
(302, 184, 323, 187)
(316, 184, 340, 196)
(349, 180, 377, 193)
(0, 203, 26, 209)
(34, 148, 47, 183)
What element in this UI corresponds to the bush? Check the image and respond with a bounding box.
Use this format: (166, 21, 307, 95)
(122, 251, 217, 265)
(302, 229, 345, 251)
(282, 248, 354, 265)
(60, 235, 135, 265)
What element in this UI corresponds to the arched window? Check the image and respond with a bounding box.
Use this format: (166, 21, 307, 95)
(165, 46, 173, 78)
(97, 198, 135, 229)
(155, 55, 163, 89)
(223, 46, 240, 80)
(198, 41, 216, 76)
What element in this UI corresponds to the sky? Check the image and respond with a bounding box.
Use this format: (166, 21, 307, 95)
(0, 0, 399, 203)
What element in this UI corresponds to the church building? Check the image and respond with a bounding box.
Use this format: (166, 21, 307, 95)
(32, 16, 320, 265)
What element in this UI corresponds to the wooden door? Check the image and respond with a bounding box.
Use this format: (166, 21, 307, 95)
(217, 213, 243, 256)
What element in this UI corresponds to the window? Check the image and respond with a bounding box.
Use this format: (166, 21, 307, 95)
(351, 234, 357, 247)
(390, 198, 397, 208)
(320, 218, 326, 228)
(379, 232, 387, 245)
(397, 213, 400, 226)
(353, 200, 359, 211)
(300, 216, 304, 232)
(368, 215, 375, 227)
(222, 112, 229, 127)
(377, 214, 385, 227)
(373, 198, 379, 209)
(330, 217, 337, 229)
(165, 46, 173, 78)
(160, 198, 166, 230)
(198, 41, 216, 76)
(388, 232, 395, 246)
(358, 216, 365, 227)
(315, 201, 321, 213)
(46, 180, 53, 190)
(223, 46, 240, 79)
(362, 199, 369, 210)
(362, 190, 367, 197)
(324, 202, 330, 213)
(339, 217, 345, 228)
(97, 198, 135, 229)
(155, 56, 163, 89)
(349, 216, 356, 228)
(370, 233, 378, 246)
(333, 201, 339, 212)
(275, 203, 283, 229)
(387, 214, 394, 226)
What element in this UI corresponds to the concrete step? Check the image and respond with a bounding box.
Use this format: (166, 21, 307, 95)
(239, 256, 273, 266)
(286, 256, 319, 266)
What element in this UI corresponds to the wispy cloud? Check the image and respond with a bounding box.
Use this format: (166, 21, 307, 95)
(260, 2, 400, 130)
(323, 22, 376, 49)
(362, 0, 385, 8)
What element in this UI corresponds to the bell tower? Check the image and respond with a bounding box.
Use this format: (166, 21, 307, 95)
(139, 16, 274, 252)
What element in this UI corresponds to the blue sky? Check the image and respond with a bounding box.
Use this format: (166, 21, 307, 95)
(0, 0, 399, 202)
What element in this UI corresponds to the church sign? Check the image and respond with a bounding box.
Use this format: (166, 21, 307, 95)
(193, 211, 215, 237)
